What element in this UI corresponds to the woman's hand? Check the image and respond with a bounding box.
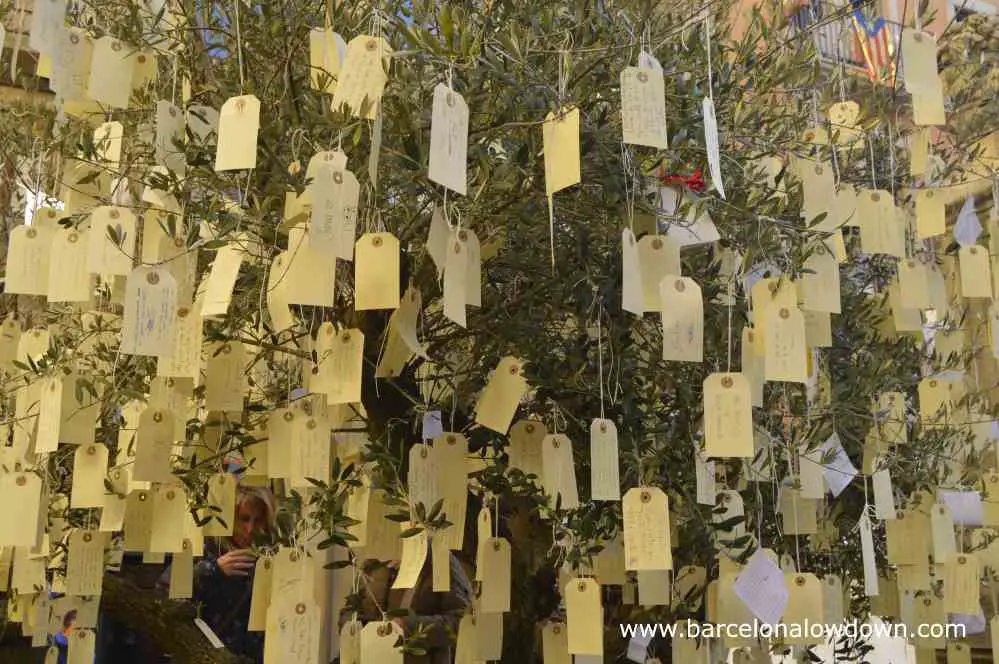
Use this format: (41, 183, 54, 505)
(216, 549, 257, 577)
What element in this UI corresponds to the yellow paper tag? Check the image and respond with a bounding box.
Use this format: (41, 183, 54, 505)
(480, 537, 512, 612)
(67, 629, 96, 664)
(94, 121, 123, 171)
(781, 573, 823, 644)
(886, 508, 931, 565)
(622, 487, 672, 570)
(763, 305, 808, 383)
(659, 276, 703, 362)
(312, 325, 364, 404)
(5, 225, 52, 296)
(901, 30, 940, 95)
(508, 420, 546, 479)
(915, 189, 945, 239)
(621, 67, 668, 149)
(264, 600, 321, 664)
(331, 36, 390, 120)
(359, 621, 404, 663)
(639, 235, 681, 311)
(959, 245, 992, 298)
(133, 408, 175, 483)
(354, 232, 400, 310)
(308, 28, 344, 93)
(204, 342, 247, 412)
(543, 106, 581, 196)
(542, 622, 571, 664)
(65, 530, 105, 597)
(703, 373, 754, 457)
(541, 434, 580, 509)
(203, 473, 236, 537)
(48, 228, 91, 302)
(474, 357, 529, 434)
(589, 419, 620, 501)
(565, 577, 602, 655)
(88, 206, 137, 276)
(248, 556, 273, 631)
(942, 553, 979, 615)
(168, 540, 194, 599)
(123, 490, 154, 551)
(214, 95, 260, 171)
(799, 244, 841, 313)
(150, 485, 187, 553)
(279, 231, 337, 306)
(86, 37, 134, 107)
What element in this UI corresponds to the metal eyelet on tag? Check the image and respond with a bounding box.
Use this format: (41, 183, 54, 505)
(551, 438, 560, 449)
(333, 172, 343, 184)
(68, 232, 78, 243)
(137, 54, 147, 63)
(779, 307, 790, 319)
(453, 242, 461, 254)
(26, 228, 37, 239)
(147, 271, 160, 285)
(70, 34, 80, 45)
(446, 434, 456, 444)
(599, 422, 607, 433)
(637, 71, 648, 83)
(177, 308, 189, 319)
(296, 603, 306, 615)
(139, 492, 148, 502)
(307, 419, 317, 430)
(675, 280, 685, 292)
(641, 490, 651, 503)
(525, 424, 534, 433)
(814, 165, 822, 175)
(795, 575, 805, 587)
(372, 236, 383, 247)
(169, 107, 177, 117)
(342, 332, 351, 343)
(109, 209, 120, 219)
(721, 376, 733, 388)
(577, 580, 587, 591)
(871, 193, 881, 202)
(111, 41, 122, 52)
(366, 39, 378, 51)
(153, 412, 163, 422)
(651, 238, 662, 250)
(378, 623, 391, 636)
(15, 475, 26, 487)
(166, 489, 176, 500)
(420, 446, 428, 458)
(290, 551, 299, 562)
(492, 540, 501, 551)
(552, 625, 561, 634)
(87, 445, 96, 456)
(446, 92, 456, 107)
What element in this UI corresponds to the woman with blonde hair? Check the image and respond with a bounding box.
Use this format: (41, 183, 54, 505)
(192, 482, 276, 664)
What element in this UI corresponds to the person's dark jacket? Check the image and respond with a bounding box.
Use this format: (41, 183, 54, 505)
(192, 538, 264, 664)
(339, 550, 473, 664)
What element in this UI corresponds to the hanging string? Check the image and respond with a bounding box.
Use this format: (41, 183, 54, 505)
(868, 132, 878, 190)
(704, 13, 714, 102)
(233, 0, 245, 93)
(596, 304, 606, 421)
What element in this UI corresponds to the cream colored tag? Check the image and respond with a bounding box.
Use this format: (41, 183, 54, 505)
(621, 66, 667, 149)
(71, 444, 108, 509)
(959, 245, 991, 298)
(898, 260, 932, 310)
(150, 484, 187, 553)
(65, 530, 105, 597)
(203, 473, 236, 537)
(901, 30, 940, 95)
(804, 310, 832, 348)
(121, 266, 177, 357)
(474, 357, 528, 434)
(310, 161, 359, 259)
(431, 535, 451, 592)
(741, 328, 764, 407)
(68, 629, 96, 664)
(247, 556, 273, 631)
(434, 433, 468, 550)
(857, 190, 899, 256)
(313, 326, 363, 404)
(94, 121, 124, 171)
(331, 36, 390, 120)
(931, 504, 957, 559)
(123, 489, 153, 551)
(565, 577, 602, 655)
(428, 83, 469, 195)
(5, 225, 52, 295)
(622, 487, 671, 570)
(408, 444, 441, 513)
(918, 377, 950, 424)
(460, 228, 482, 307)
(359, 621, 404, 663)
(215, 95, 260, 171)
(947, 643, 972, 664)
(444, 233, 469, 326)
(133, 408, 175, 483)
(169, 540, 194, 599)
(308, 28, 344, 93)
(764, 305, 808, 383)
(48, 228, 91, 302)
(280, 231, 337, 306)
(87, 37, 133, 107)
(480, 537, 511, 612)
(508, 420, 545, 479)
(475, 505, 492, 581)
(780, 488, 817, 534)
(204, 342, 247, 412)
(155, 100, 186, 174)
(637, 569, 670, 606)
(543, 106, 581, 196)
(800, 244, 840, 313)
(288, 414, 331, 489)
(0, 472, 42, 547)
(354, 233, 400, 310)
(798, 158, 835, 225)
(339, 620, 361, 664)
(659, 276, 703, 362)
(157, 305, 203, 381)
(201, 238, 245, 317)
(703, 373, 753, 457)
(782, 573, 823, 644)
(542, 622, 571, 664)
(589, 419, 620, 501)
(639, 235, 681, 312)
(915, 189, 945, 239)
(88, 206, 136, 276)
(942, 553, 980, 615)
(542, 434, 579, 509)
(622, 229, 644, 315)
(34, 375, 63, 455)
(391, 527, 427, 590)
(264, 600, 321, 664)
(886, 509, 930, 565)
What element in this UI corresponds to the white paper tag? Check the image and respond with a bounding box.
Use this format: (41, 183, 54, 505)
(732, 548, 788, 625)
(428, 83, 469, 195)
(702, 97, 725, 199)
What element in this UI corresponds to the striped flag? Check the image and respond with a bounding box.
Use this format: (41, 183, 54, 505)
(850, 3, 897, 82)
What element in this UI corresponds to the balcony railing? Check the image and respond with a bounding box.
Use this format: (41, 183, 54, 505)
(788, 1, 905, 84)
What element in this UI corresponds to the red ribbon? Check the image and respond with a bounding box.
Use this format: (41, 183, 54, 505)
(658, 166, 706, 193)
